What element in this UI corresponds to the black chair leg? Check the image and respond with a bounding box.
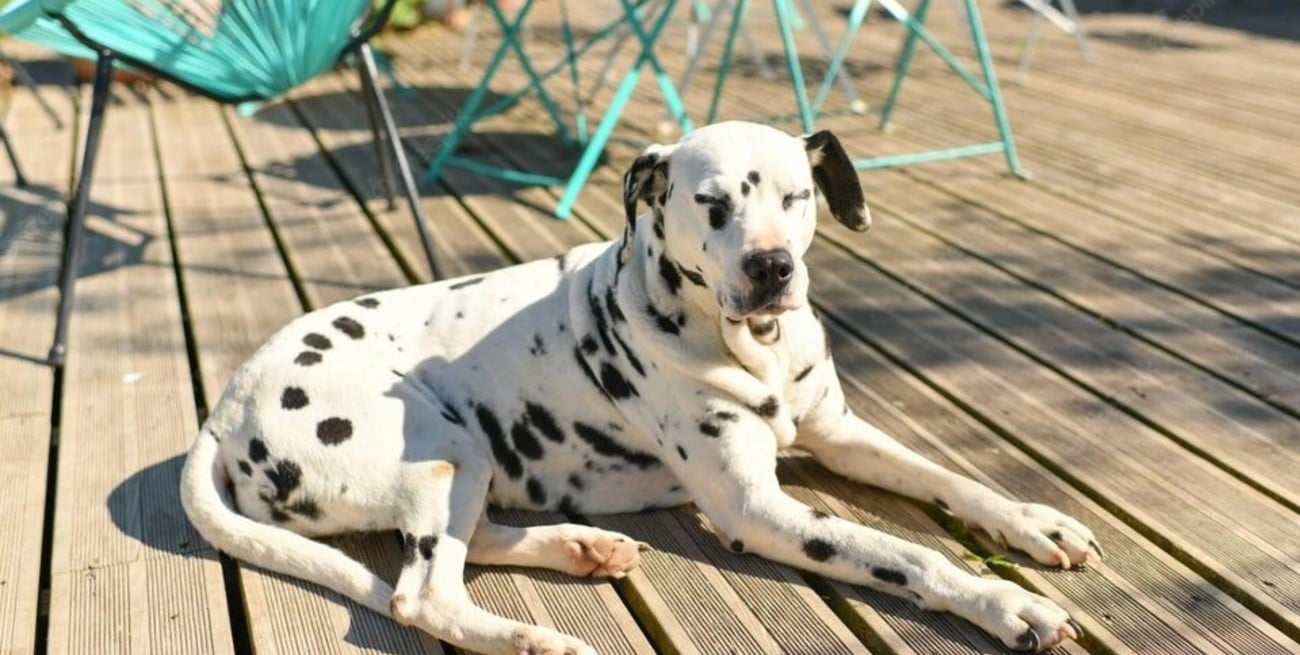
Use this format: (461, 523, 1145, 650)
(358, 64, 398, 211)
(49, 51, 114, 368)
(0, 115, 28, 188)
(356, 43, 444, 281)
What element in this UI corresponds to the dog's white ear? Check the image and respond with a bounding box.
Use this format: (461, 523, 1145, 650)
(622, 143, 677, 230)
(804, 131, 870, 231)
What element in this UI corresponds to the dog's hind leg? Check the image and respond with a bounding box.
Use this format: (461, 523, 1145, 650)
(468, 519, 647, 578)
(388, 454, 596, 655)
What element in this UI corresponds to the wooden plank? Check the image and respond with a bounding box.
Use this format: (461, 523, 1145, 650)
(150, 90, 436, 655)
(805, 241, 1300, 634)
(0, 54, 71, 655)
(821, 174, 1300, 505)
(283, 74, 658, 655)
(818, 327, 1300, 655)
(44, 83, 233, 654)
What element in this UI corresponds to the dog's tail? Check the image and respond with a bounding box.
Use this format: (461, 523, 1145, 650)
(179, 427, 394, 616)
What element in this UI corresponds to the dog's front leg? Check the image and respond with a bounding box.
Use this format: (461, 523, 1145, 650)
(795, 379, 1100, 569)
(673, 410, 1081, 651)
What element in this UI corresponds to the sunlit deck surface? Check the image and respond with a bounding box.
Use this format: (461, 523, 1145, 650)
(2, 2, 1299, 653)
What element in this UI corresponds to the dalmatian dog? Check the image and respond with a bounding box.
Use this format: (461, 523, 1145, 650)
(180, 121, 1099, 655)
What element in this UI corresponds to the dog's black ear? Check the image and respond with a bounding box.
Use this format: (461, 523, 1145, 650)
(622, 144, 675, 231)
(804, 131, 870, 231)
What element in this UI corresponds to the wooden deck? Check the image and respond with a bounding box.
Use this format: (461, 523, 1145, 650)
(2, 2, 1299, 653)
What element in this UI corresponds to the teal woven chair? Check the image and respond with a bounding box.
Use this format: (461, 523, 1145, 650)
(0, 0, 443, 366)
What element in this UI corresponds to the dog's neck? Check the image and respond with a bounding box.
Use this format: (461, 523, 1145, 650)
(627, 211, 720, 330)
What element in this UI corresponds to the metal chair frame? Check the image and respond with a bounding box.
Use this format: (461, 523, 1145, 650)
(44, 0, 443, 367)
(711, 0, 1025, 176)
(423, 0, 693, 218)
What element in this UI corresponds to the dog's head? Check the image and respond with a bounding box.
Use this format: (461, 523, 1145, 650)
(623, 121, 869, 321)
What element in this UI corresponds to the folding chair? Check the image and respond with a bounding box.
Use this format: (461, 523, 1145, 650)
(711, 0, 1026, 176)
(424, 0, 693, 218)
(0, 0, 443, 366)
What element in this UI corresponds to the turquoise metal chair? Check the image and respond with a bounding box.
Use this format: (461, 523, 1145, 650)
(0, 0, 443, 366)
(708, 0, 1025, 176)
(424, 0, 693, 219)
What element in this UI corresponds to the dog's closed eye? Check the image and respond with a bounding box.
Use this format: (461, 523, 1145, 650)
(782, 189, 812, 211)
(694, 193, 733, 229)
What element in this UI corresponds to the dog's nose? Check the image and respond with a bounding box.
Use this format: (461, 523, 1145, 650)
(742, 249, 795, 291)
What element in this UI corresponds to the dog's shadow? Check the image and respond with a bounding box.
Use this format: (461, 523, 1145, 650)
(111, 453, 1035, 653)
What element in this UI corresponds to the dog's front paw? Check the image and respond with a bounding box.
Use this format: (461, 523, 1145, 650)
(983, 502, 1101, 569)
(511, 626, 597, 655)
(563, 529, 648, 578)
(965, 578, 1083, 652)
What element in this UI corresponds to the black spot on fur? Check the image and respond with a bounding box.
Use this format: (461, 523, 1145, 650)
(237, 460, 252, 476)
(715, 410, 739, 422)
(280, 387, 309, 410)
(303, 333, 332, 350)
(803, 538, 837, 562)
(699, 421, 720, 437)
(573, 421, 661, 469)
(604, 287, 627, 323)
(449, 276, 485, 290)
(574, 347, 614, 404)
(558, 495, 578, 514)
(1049, 530, 1064, 543)
(332, 316, 364, 340)
(587, 280, 617, 356)
(782, 189, 811, 211)
(678, 265, 707, 288)
(708, 204, 727, 230)
(580, 335, 599, 355)
(264, 459, 302, 502)
(658, 255, 682, 295)
(526, 477, 547, 505)
(402, 533, 417, 565)
(740, 180, 750, 196)
(872, 567, 908, 586)
(355, 297, 380, 308)
(511, 420, 545, 460)
(747, 170, 761, 185)
(555, 252, 567, 272)
(529, 333, 548, 357)
(730, 539, 745, 553)
(795, 364, 815, 382)
(269, 507, 291, 523)
(676, 445, 688, 460)
(440, 403, 465, 426)
(477, 406, 523, 479)
(316, 418, 353, 445)
(599, 362, 639, 399)
(294, 351, 322, 366)
(418, 535, 437, 560)
(525, 402, 565, 443)
(248, 438, 269, 463)
(653, 213, 665, 240)
(751, 396, 780, 418)
(568, 474, 585, 490)
(934, 498, 949, 511)
(812, 508, 830, 519)
(287, 498, 320, 520)
(645, 303, 681, 335)
(610, 330, 646, 377)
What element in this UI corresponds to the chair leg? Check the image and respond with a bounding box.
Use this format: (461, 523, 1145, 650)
(358, 64, 398, 211)
(49, 51, 114, 367)
(357, 43, 444, 281)
(0, 117, 27, 188)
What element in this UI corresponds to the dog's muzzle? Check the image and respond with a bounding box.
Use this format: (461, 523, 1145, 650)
(741, 249, 795, 310)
